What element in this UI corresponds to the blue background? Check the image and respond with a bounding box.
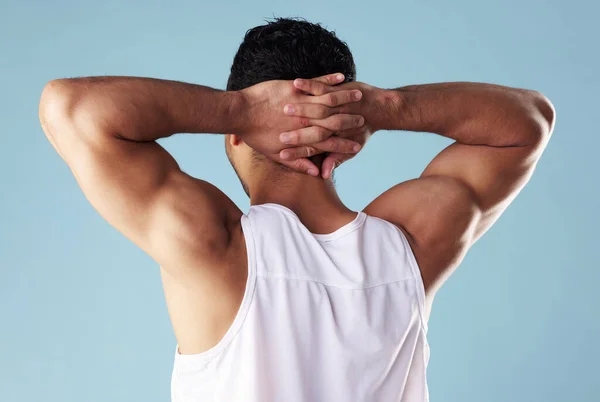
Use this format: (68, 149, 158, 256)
(1, 0, 598, 401)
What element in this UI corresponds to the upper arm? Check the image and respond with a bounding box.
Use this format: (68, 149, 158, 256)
(365, 134, 550, 297)
(39, 84, 241, 273)
(421, 141, 543, 240)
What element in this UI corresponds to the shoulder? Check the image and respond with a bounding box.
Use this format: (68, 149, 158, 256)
(364, 175, 481, 295)
(155, 172, 244, 273)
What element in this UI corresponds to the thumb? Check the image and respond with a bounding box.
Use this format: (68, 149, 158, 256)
(321, 153, 349, 179)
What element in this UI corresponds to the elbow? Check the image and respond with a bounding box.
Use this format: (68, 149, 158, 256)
(512, 90, 555, 150)
(39, 79, 112, 155)
(39, 79, 77, 125)
(527, 90, 556, 146)
(40, 79, 110, 139)
(532, 91, 556, 137)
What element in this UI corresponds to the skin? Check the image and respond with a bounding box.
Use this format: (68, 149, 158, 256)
(39, 73, 555, 355)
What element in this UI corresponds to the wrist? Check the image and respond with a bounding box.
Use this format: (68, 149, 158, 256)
(371, 87, 405, 132)
(222, 89, 247, 135)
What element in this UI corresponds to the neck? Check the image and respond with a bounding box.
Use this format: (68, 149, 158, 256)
(249, 169, 356, 234)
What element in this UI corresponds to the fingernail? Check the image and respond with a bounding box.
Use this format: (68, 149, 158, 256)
(336, 74, 344, 81)
(280, 132, 293, 143)
(354, 91, 362, 100)
(356, 116, 364, 126)
(353, 144, 361, 152)
(294, 79, 304, 86)
(284, 105, 295, 114)
(308, 168, 318, 176)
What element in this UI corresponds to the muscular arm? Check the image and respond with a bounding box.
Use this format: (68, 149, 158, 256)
(39, 77, 250, 354)
(363, 82, 555, 297)
(39, 77, 243, 269)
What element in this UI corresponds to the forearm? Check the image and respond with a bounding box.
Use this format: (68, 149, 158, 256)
(42, 76, 243, 141)
(377, 82, 555, 147)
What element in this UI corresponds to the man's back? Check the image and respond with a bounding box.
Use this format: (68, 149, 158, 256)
(171, 204, 429, 402)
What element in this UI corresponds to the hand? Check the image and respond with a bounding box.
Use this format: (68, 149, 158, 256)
(278, 79, 383, 179)
(238, 73, 366, 176)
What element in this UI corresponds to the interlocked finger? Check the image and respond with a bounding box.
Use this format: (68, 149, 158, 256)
(293, 78, 334, 96)
(284, 103, 335, 119)
(307, 113, 365, 133)
(306, 89, 362, 107)
(280, 125, 333, 145)
(280, 136, 360, 161)
(310, 72, 345, 86)
(278, 158, 320, 177)
(280, 146, 321, 161)
(313, 137, 361, 154)
(280, 115, 364, 145)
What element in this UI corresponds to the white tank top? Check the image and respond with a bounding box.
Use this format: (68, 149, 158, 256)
(171, 203, 430, 401)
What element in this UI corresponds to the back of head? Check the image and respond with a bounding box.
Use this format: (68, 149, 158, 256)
(227, 17, 356, 91)
(226, 17, 356, 171)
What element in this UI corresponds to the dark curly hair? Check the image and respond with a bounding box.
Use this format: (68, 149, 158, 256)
(226, 17, 356, 91)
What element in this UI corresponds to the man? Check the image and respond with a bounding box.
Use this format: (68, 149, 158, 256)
(39, 17, 554, 402)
